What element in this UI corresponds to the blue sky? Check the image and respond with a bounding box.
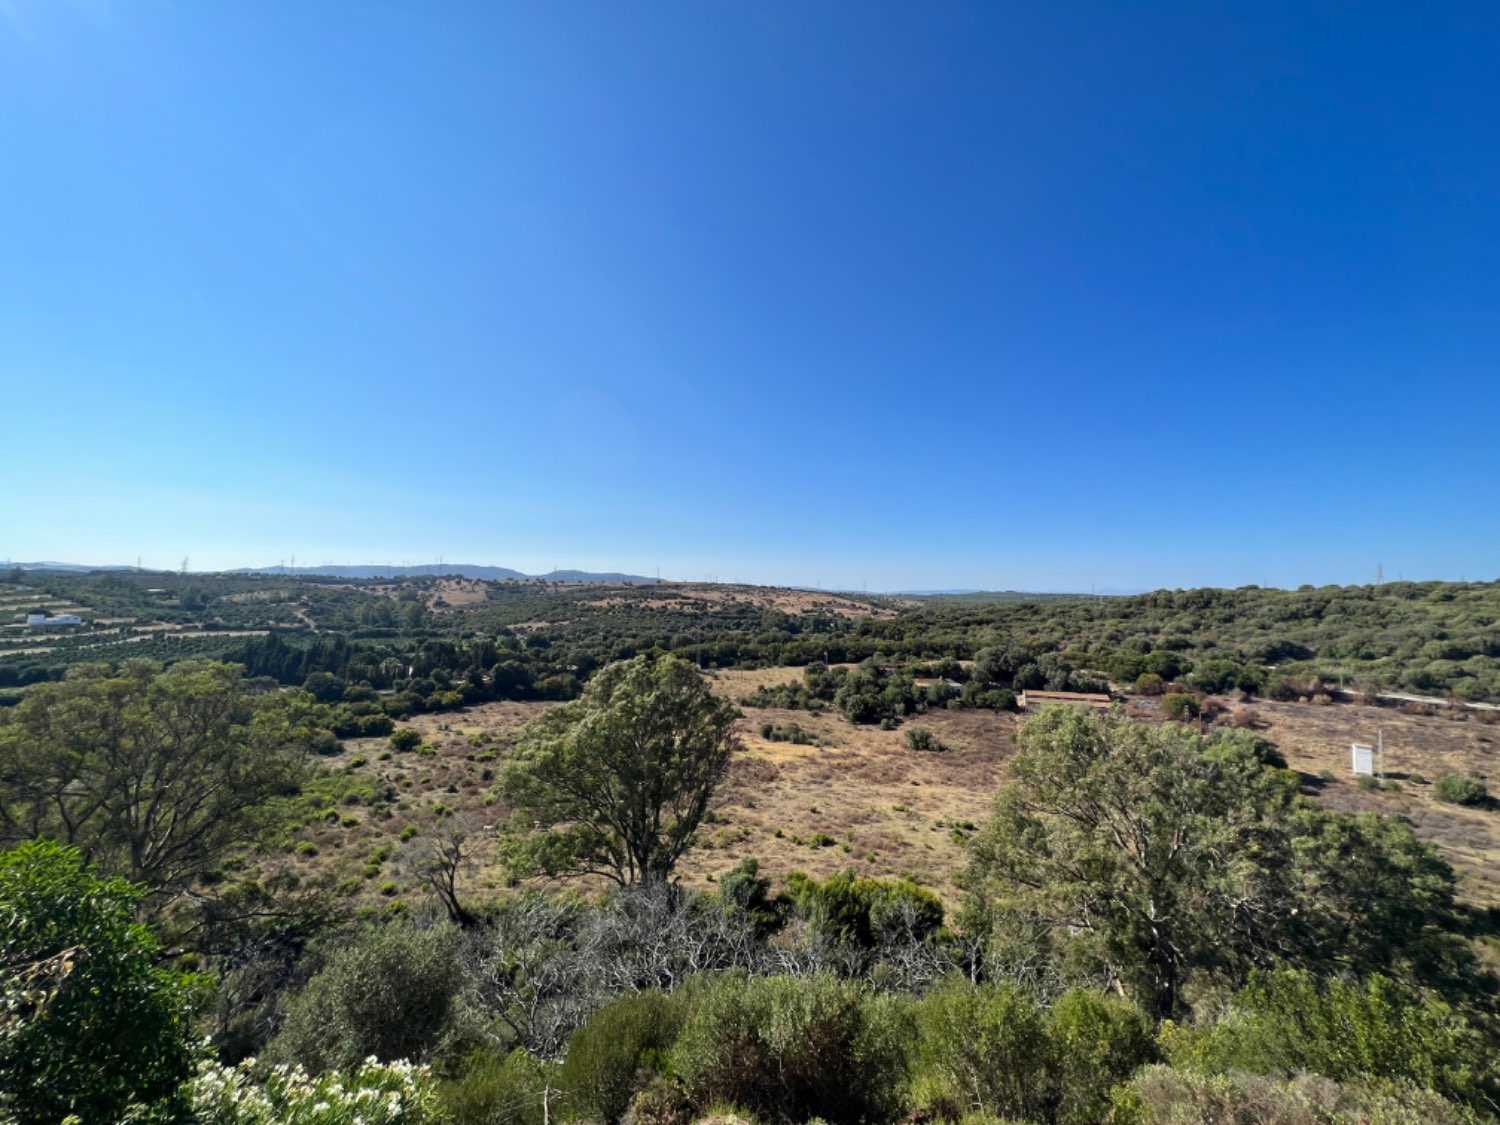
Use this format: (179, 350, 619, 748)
(2, 2, 1497, 591)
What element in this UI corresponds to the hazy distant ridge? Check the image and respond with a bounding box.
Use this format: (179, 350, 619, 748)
(13, 561, 660, 584)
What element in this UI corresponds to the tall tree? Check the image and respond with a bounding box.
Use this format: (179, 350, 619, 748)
(963, 707, 1478, 1018)
(0, 661, 324, 899)
(499, 655, 739, 886)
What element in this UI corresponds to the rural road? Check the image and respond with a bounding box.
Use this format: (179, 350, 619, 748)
(1331, 687, 1500, 713)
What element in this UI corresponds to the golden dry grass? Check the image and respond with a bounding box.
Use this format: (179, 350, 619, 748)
(1233, 697, 1500, 906)
(260, 671, 1500, 918)
(585, 583, 905, 619)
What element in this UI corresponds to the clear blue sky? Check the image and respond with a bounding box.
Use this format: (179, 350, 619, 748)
(3, 2, 1497, 591)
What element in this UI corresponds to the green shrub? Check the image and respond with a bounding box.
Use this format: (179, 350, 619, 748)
(671, 973, 910, 1124)
(787, 869, 944, 948)
(1166, 969, 1499, 1113)
(560, 991, 685, 1123)
(1434, 773, 1488, 807)
(1161, 693, 1199, 720)
(912, 980, 1051, 1122)
(1408, 772, 1430, 785)
(1357, 773, 1381, 791)
(438, 1049, 546, 1125)
(1047, 989, 1156, 1125)
(266, 922, 462, 1074)
(912, 982, 1150, 1124)
(391, 728, 423, 753)
(0, 841, 202, 1124)
(905, 726, 943, 752)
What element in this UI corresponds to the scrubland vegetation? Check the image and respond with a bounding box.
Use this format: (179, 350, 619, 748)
(4, 570, 1500, 1122)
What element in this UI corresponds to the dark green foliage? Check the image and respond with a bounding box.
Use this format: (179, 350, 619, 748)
(670, 973, 911, 1124)
(716, 857, 785, 933)
(787, 869, 944, 949)
(0, 841, 202, 1124)
(963, 708, 1484, 1019)
(267, 921, 462, 1073)
(390, 727, 424, 752)
(560, 991, 686, 1123)
(1161, 692, 1200, 719)
(912, 982, 1154, 1125)
(1167, 969, 1500, 1114)
(905, 726, 943, 751)
(438, 1048, 548, 1125)
(498, 656, 739, 886)
(758, 720, 815, 744)
(0, 661, 321, 897)
(1435, 773, 1489, 807)
(1048, 989, 1158, 1125)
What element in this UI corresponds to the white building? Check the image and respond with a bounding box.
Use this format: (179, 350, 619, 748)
(1351, 743, 1374, 776)
(25, 613, 82, 627)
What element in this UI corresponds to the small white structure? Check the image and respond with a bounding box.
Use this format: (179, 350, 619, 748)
(1351, 743, 1375, 776)
(25, 613, 82, 627)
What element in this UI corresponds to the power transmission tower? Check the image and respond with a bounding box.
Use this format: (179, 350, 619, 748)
(1376, 563, 1384, 586)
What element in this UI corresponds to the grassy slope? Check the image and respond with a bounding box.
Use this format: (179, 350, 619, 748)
(254, 675, 1500, 922)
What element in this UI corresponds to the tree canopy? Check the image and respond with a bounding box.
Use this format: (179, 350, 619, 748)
(0, 660, 325, 899)
(962, 706, 1485, 1018)
(499, 655, 739, 886)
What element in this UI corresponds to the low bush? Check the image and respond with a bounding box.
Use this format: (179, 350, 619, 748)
(670, 973, 910, 1124)
(437, 1049, 547, 1125)
(1114, 1064, 1482, 1125)
(266, 923, 462, 1074)
(390, 728, 423, 753)
(786, 869, 944, 949)
(560, 991, 686, 1124)
(1434, 773, 1488, 807)
(1161, 693, 1200, 720)
(1164, 969, 1499, 1113)
(911, 983, 1153, 1125)
(905, 727, 943, 752)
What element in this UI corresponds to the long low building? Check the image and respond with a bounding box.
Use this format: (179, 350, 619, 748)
(25, 613, 83, 627)
(1019, 689, 1113, 711)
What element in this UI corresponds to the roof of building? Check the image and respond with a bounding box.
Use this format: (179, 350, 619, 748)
(1019, 689, 1113, 709)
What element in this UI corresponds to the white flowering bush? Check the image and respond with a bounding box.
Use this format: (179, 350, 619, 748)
(189, 1056, 438, 1125)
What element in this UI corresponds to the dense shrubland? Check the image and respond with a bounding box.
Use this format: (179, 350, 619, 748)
(4, 652, 1499, 1121)
(7, 571, 1500, 713)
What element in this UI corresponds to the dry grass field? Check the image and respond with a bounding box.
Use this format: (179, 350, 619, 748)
(1242, 698, 1500, 906)
(260, 669, 1500, 921)
(585, 584, 905, 619)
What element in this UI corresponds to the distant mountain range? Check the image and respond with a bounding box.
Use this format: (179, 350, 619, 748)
(9, 562, 1141, 595)
(10, 561, 661, 584)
